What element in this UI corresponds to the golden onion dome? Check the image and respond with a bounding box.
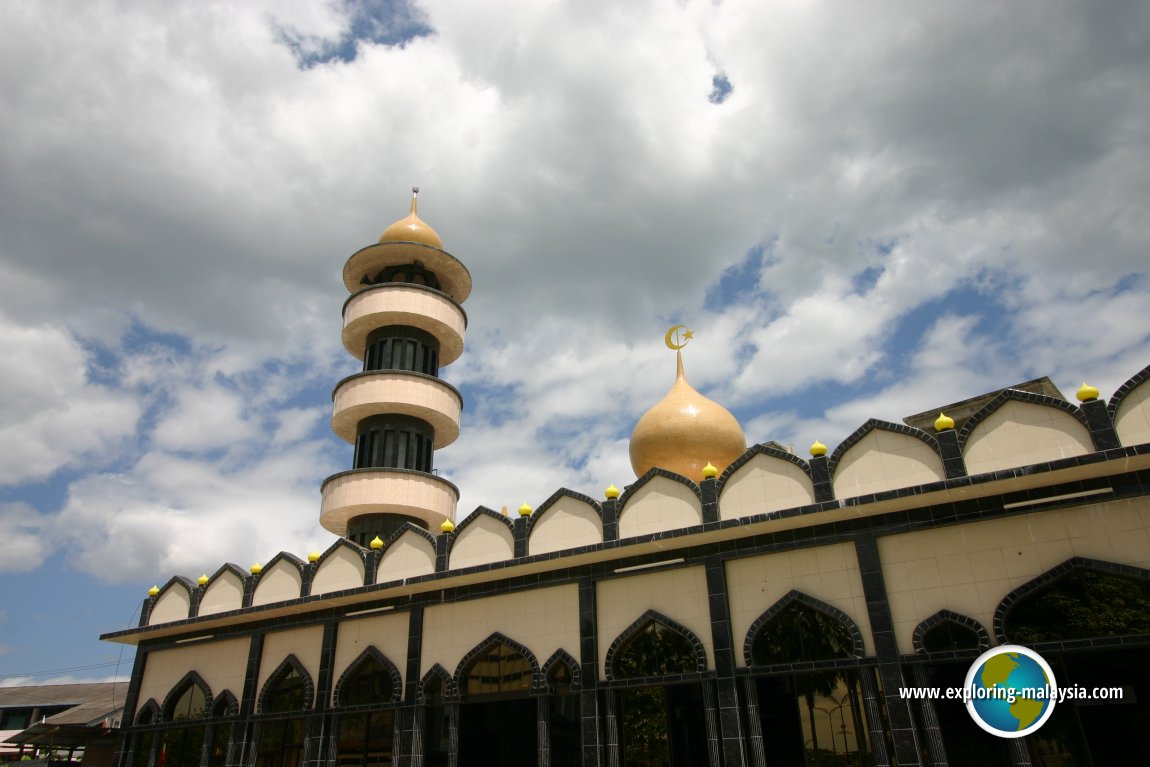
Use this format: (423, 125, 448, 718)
(629, 351, 746, 481)
(379, 187, 444, 248)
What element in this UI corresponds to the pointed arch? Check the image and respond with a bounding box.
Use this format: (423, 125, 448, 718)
(911, 610, 990, 654)
(333, 646, 403, 707)
(448, 507, 515, 570)
(251, 553, 307, 607)
(959, 390, 1094, 475)
(135, 699, 161, 725)
(148, 576, 196, 625)
(994, 557, 1150, 645)
(718, 444, 817, 519)
(258, 655, 314, 714)
(743, 590, 865, 668)
(376, 523, 437, 583)
(312, 538, 369, 595)
(541, 649, 582, 693)
(198, 564, 247, 617)
(526, 489, 603, 555)
(211, 690, 239, 717)
(418, 664, 456, 703)
(161, 670, 213, 721)
(617, 471, 704, 540)
(604, 609, 708, 682)
(829, 419, 945, 499)
(1111, 362, 1150, 447)
(454, 632, 540, 698)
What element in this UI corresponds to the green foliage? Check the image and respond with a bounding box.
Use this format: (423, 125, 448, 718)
(1007, 570, 1150, 644)
(620, 687, 670, 766)
(614, 623, 697, 679)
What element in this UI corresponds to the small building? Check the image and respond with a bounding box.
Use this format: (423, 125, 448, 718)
(1, 683, 124, 767)
(102, 192, 1150, 767)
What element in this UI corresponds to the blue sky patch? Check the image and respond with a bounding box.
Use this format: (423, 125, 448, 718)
(279, 0, 433, 69)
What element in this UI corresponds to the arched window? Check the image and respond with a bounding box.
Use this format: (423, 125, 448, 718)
(544, 653, 580, 767)
(421, 669, 451, 767)
(337, 651, 398, 707)
(922, 621, 982, 653)
(750, 601, 856, 665)
(207, 696, 236, 767)
(747, 597, 872, 765)
(132, 702, 160, 767)
(1004, 568, 1150, 644)
(612, 621, 700, 680)
(262, 665, 309, 714)
(335, 651, 400, 767)
(165, 679, 209, 721)
(256, 659, 311, 767)
(461, 639, 533, 699)
(160, 678, 210, 767)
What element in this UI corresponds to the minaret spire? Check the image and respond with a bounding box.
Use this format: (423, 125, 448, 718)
(321, 189, 473, 546)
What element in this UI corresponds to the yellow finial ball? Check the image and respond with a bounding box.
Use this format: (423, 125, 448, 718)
(604, 484, 620, 499)
(518, 503, 533, 517)
(934, 412, 955, 431)
(147, 585, 160, 597)
(702, 462, 718, 479)
(1076, 383, 1100, 402)
(308, 551, 320, 562)
(250, 563, 263, 575)
(197, 574, 209, 586)
(810, 440, 827, 457)
(369, 536, 384, 550)
(440, 519, 456, 533)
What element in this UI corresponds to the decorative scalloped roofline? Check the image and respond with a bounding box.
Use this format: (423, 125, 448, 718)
(958, 388, 1090, 447)
(828, 418, 941, 474)
(1109, 362, 1150, 418)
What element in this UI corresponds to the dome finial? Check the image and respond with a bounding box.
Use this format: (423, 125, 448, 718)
(380, 187, 443, 247)
(630, 326, 745, 480)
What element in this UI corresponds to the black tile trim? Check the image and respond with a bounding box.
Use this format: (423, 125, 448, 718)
(741, 590, 866, 668)
(1107, 362, 1150, 420)
(314, 538, 373, 581)
(603, 609, 709, 682)
(158, 670, 214, 723)
(715, 443, 812, 494)
(525, 488, 604, 538)
(418, 663, 456, 703)
(256, 654, 315, 714)
(104, 462, 1150, 644)
(618, 468, 703, 505)
(828, 419, 941, 475)
(911, 610, 990, 654)
(993, 556, 1150, 644)
(134, 699, 161, 726)
(957, 388, 1091, 449)
(331, 646, 404, 706)
(452, 631, 543, 697)
(541, 649, 582, 692)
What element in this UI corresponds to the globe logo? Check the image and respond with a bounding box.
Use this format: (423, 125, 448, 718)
(965, 645, 1057, 737)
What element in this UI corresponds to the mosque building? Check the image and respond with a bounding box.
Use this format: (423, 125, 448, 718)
(103, 192, 1150, 767)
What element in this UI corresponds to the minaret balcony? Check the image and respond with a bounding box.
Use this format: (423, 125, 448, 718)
(331, 371, 462, 447)
(343, 284, 467, 365)
(320, 467, 459, 535)
(343, 241, 472, 303)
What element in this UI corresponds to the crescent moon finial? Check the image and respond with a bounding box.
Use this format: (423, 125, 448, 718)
(664, 324, 694, 350)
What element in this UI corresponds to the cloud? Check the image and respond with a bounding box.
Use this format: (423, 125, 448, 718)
(0, 504, 49, 573)
(0, 0, 1147, 582)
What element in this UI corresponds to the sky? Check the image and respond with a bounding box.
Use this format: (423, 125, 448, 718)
(1, 0, 1148, 687)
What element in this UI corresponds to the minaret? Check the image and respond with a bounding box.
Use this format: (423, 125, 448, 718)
(320, 188, 471, 546)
